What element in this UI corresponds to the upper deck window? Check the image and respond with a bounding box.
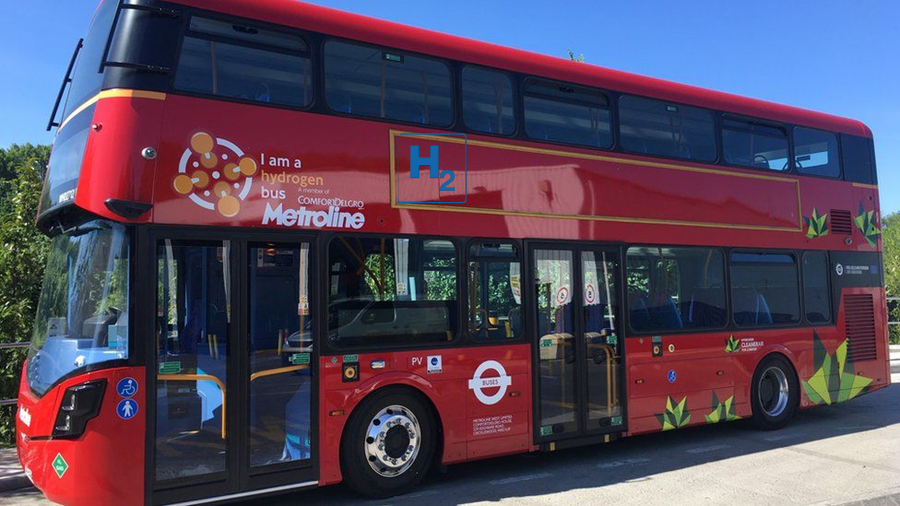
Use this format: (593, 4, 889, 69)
(64, 0, 118, 116)
(841, 134, 877, 185)
(793, 127, 840, 178)
(462, 67, 515, 135)
(175, 17, 312, 108)
(523, 79, 612, 149)
(324, 41, 453, 126)
(619, 95, 717, 162)
(722, 118, 789, 171)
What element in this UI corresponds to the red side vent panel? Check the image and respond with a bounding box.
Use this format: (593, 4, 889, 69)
(844, 294, 877, 362)
(831, 210, 853, 235)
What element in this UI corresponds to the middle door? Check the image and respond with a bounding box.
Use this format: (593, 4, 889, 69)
(532, 245, 624, 442)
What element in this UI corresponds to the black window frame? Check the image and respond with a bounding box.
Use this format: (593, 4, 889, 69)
(617, 94, 719, 163)
(521, 76, 614, 150)
(623, 245, 729, 335)
(170, 12, 316, 112)
(323, 232, 465, 353)
(322, 38, 456, 128)
(465, 239, 526, 343)
(720, 114, 792, 173)
(800, 250, 833, 325)
(728, 249, 802, 329)
(792, 125, 842, 180)
(460, 64, 518, 138)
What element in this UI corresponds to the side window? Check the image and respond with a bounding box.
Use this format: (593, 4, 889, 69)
(794, 127, 840, 178)
(618, 95, 717, 162)
(802, 251, 831, 324)
(841, 134, 877, 185)
(175, 17, 312, 107)
(65, 0, 119, 114)
(468, 243, 522, 340)
(328, 237, 458, 347)
(324, 41, 453, 126)
(626, 247, 726, 332)
(523, 79, 612, 148)
(722, 118, 789, 171)
(731, 252, 800, 327)
(462, 67, 515, 135)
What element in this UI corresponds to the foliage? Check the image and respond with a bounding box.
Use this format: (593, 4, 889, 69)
(883, 212, 900, 344)
(567, 49, 585, 63)
(0, 144, 51, 447)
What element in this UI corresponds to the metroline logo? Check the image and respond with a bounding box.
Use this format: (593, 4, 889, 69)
(262, 203, 365, 229)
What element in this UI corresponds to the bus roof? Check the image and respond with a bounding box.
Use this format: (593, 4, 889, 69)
(173, 0, 870, 137)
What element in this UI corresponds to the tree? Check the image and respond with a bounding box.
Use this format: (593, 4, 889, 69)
(567, 49, 585, 63)
(882, 212, 900, 344)
(0, 144, 51, 447)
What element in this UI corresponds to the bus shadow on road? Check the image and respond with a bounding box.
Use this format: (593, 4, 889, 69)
(272, 382, 900, 506)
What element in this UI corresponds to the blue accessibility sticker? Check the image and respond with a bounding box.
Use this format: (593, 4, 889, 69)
(667, 370, 677, 383)
(116, 377, 138, 398)
(116, 399, 138, 420)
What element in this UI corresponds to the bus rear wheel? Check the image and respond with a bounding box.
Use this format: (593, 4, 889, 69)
(340, 388, 436, 498)
(750, 354, 799, 430)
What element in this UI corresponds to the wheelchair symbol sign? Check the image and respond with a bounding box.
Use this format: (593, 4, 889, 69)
(117, 399, 138, 420)
(116, 377, 138, 398)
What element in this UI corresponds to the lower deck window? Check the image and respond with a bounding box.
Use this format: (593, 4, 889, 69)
(731, 252, 800, 326)
(328, 237, 458, 347)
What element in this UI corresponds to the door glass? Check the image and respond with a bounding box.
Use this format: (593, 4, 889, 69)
(534, 249, 577, 436)
(582, 251, 622, 427)
(249, 243, 313, 467)
(155, 241, 231, 481)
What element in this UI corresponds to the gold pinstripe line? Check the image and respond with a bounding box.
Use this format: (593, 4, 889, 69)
(58, 89, 167, 131)
(390, 129, 804, 232)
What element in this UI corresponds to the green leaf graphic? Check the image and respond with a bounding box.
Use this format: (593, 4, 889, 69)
(804, 208, 830, 239)
(855, 203, 881, 247)
(724, 335, 740, 353)
(656, 395, 691, 430)
(802, 331, 874, 405)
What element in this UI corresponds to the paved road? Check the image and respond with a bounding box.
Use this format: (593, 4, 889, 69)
(7, 372, 900, 505)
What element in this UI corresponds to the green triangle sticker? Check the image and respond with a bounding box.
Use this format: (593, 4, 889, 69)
(52, 453, 68, 479)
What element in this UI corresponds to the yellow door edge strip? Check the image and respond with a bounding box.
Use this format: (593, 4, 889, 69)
(389, 129, 803, 233)
(852, 182, 878, 190)
(58, 89, 167, 131)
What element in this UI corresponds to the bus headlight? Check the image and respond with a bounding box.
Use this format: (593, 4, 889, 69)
(53, 380, 106, 438)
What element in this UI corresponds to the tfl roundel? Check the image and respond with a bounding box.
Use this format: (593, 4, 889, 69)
(468, 360, 512, 406)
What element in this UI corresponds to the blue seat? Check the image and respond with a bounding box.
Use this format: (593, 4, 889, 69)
(629, 295, 651, 331)
(648, 294, 683, 330)
(733, 288, 774, 326)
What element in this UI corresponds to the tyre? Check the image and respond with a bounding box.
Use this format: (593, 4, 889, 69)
(340, 388, 437, 498)
(750, 354, 799, 430)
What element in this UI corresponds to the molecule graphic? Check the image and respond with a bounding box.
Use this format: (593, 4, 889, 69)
(172, 132, 257, 218)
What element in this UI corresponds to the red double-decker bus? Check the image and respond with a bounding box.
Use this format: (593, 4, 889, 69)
(17, 1, 888, 504)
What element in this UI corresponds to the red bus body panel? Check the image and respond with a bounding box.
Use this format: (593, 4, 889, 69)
(19, 0, 888, 504)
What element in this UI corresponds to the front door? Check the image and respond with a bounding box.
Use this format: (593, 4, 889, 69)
(147, 231, 316, 504)
(531, 244, 625, 442)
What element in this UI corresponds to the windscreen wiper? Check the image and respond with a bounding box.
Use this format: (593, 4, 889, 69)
(46, 38, 84, 132)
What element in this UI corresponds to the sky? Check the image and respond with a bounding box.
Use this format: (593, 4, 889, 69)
(0, 1, 897, 213)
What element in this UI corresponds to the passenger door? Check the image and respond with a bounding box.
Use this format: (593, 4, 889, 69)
(146, 230, 317, 504)
(530, 244, 625, 443)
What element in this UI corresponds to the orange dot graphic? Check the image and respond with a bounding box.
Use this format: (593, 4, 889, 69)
(223, 163, 241, 181)
(190, 132, 215, 154)
(191, 170, 210, 188)
(218, 195, 240, 217)
(213, 182, 232, 198)
(200, 152, 218, 169)
(173, 174, 194, 195)
(239, 157, 257, 176)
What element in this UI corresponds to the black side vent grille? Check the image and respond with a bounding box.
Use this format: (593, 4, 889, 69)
(831, 210, 853, 235)
(844, 294, 877, 362)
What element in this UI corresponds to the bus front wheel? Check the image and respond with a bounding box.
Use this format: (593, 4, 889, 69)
(340, 388, 437, 498)
(750, 354, 799, 430)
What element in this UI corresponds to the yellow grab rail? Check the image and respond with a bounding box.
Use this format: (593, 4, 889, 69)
(250, 365, 308, 383)
(158, 374, 227, 439)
